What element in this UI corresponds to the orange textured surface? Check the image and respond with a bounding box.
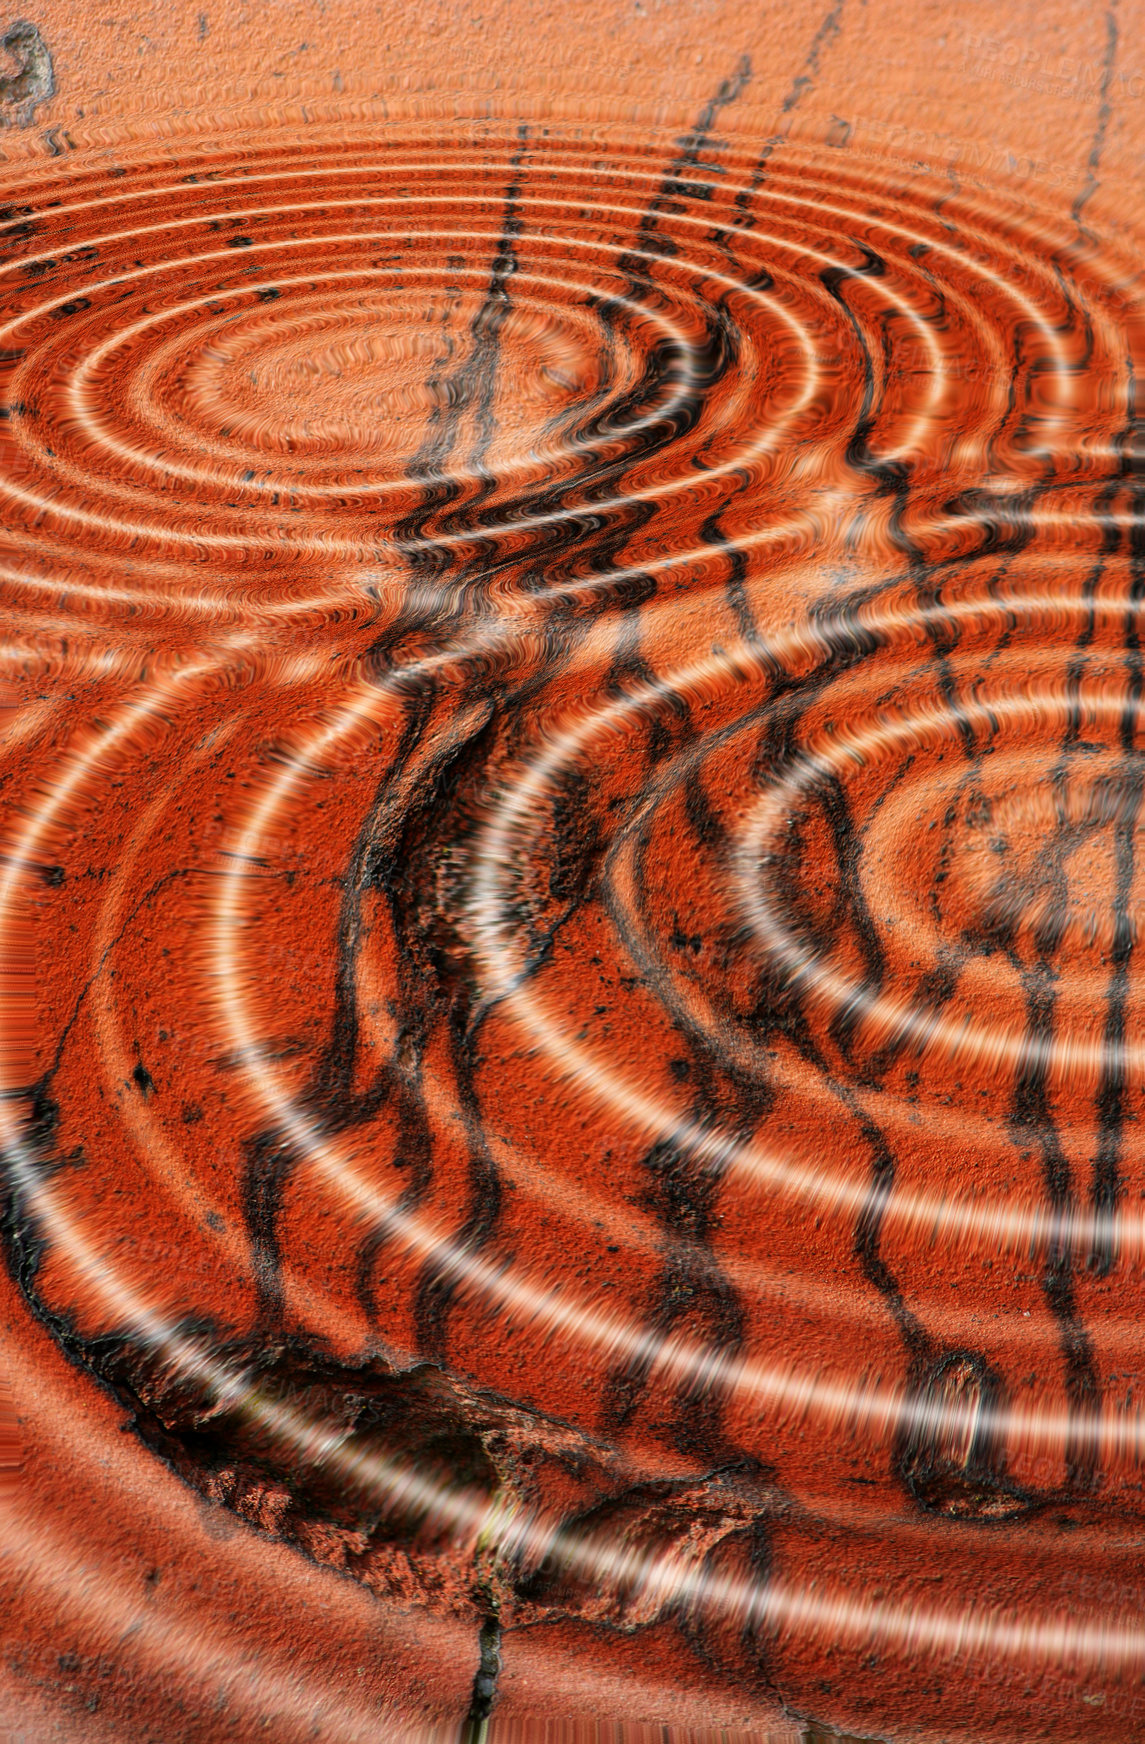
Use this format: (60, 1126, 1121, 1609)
(2, 3, 1145, 1742)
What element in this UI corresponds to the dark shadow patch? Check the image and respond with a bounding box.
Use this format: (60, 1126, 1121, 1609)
(0, 20, 53, 127)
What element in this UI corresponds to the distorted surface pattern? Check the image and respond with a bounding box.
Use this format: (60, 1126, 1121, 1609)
(2, 40, 1145, 1744)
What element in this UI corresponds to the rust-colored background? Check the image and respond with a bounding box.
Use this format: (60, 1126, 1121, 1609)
(6, 0, 1142, 208)
(3, 3, 1145, 1742)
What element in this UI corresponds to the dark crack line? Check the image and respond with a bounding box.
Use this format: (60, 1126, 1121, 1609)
(1072, 2, 1119, 230)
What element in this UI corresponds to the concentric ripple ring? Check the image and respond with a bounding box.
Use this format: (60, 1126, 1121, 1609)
(3, 105, 1145, 1744)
